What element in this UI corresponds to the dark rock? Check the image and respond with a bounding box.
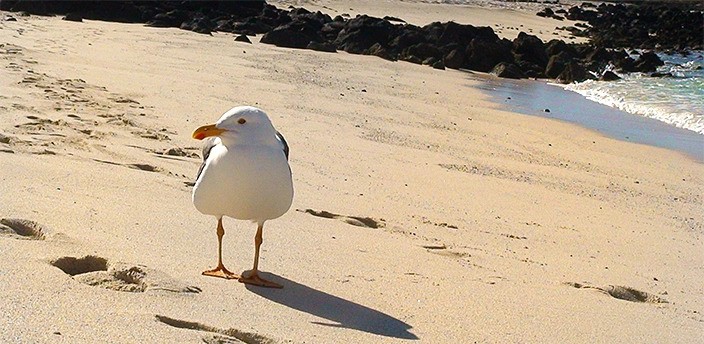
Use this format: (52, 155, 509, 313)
(610, 49, 629, 62)
(565, 6, 598, 21)
(334, 15, 397, 54)
(214, 19, 234, 32)
(400, 43, 442, 61)
(388, 30, 425, 51)
(562, 26, 587, 37)
(434, 21, 493, 46)
(634, 51, 664, 73)
(569, 3, 702, 51)
(307, 41, 336, 53)
(147, 10, 188, 28)
(536, 8, 554, 18)
(583, 46, 614, 72)
(289, 7, 311, 17)
(443, 48, 465, 69)
(614, 56, 637, 73)
(62, 12, 82, 22)
(291, 9, 332, 25)
(536, 7, 564, 20)
(261, 27, 309, 48)
(600, 71, 621, 81)
(491, 62, 525, 79)
(320, 21, 344, 41)
(545, 51, 572, 79)
(5, 16, 17, 21)
(544, 108, 551, 113)
(180, 17, 214, 35)
(432, 60, 445, 70)
(650, 72, 673, 78)
(557, 61, 588, 84)
(420, 22, 444, 43)
(513, 32, 548, 68)
(439, 42, 460, 55)
(516, 60, 544, 78)
(2, 0, 694, 84)
(234, 34, 252, 44)
(383, 15, 405, 23)
(400, 54, 422, 65)
(465, 38, 513, 72)
(586, 47, 611, 63)
(1, 0, 263, 24)
(232, 18, 273, 35)
(545, 39, 576, 58)
(261, 17, 324, 49)
(366, 42, 395, 60)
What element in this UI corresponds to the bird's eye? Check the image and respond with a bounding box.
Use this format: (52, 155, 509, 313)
(238, 118, 246, 124)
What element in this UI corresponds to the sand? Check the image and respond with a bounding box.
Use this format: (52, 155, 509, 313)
(1, 2, 703, 343)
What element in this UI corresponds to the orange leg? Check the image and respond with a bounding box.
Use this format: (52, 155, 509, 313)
(202, 218, 239, 279)
(239, 223, 282, 288)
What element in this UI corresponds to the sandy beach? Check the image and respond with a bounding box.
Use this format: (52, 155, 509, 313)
(1, 1, 703, 343)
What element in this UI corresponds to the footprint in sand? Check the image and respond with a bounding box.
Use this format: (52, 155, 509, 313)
(0, 218, 49, 240)
(155, 315, 276, 344)
(134, 129, 171, 141)
(51, 255, 201, 293)
(108, 96, 139, 105)
(0, 133, 15, 153)
(297, 208, 385, 229)
(92, 158, 164, 173)
(156, 147, 199, 159)
(421, 243, 468, 258)
(128, 163, 162, 172)
(565, 282, 667, 304)
(15, 116, 69, 131)
(105, 116, 138, 127)
(413, 215, 459, 230)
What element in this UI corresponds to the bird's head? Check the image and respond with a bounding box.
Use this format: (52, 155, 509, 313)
(192, 106, 277, 144)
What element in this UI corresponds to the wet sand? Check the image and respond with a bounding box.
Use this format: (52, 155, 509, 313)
(470, 73, 704, 161)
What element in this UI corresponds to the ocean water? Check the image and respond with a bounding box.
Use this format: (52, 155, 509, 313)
(468, 71, 704, 161)
(563, 51, 704, 135)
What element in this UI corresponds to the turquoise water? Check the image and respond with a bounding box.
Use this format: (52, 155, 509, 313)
(469, 72, 704, 161)
(563, 51, 704, 135)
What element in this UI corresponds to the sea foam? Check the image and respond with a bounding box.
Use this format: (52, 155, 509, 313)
(563, 52, 704, 135)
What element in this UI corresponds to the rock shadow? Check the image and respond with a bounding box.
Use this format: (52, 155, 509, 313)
(246, 274, 418, 340)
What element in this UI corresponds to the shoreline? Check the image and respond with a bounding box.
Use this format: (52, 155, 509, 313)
(468, 72, 704, 161)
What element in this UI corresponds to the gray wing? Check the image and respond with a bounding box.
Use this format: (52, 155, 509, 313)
(195, 137, 220, 182)
(276, 131, 289, 160)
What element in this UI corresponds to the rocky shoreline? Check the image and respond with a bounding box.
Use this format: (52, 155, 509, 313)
(551, 1, 703, 52)
(1, 0, 701, 84)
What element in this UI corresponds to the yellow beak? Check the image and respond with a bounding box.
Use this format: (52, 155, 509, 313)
(192, 124, 226, 140)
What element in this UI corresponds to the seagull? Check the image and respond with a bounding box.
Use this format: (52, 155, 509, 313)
(192, 106, 293, 288)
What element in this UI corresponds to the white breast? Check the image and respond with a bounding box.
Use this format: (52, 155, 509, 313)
(192, 143, 293, 222)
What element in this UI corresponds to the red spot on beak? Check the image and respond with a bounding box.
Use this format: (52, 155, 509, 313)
(195, 133, 205, 140)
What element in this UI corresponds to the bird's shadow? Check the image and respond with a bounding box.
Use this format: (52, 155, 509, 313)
(245, 273, 418, 340)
